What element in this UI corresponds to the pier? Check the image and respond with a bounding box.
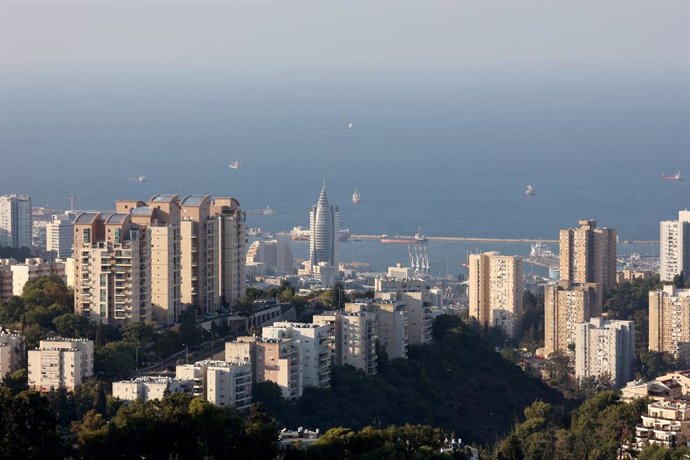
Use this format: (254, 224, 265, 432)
(350, 234, 658, 245)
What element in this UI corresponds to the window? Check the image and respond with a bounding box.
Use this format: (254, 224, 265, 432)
(83, 228, 91, 243)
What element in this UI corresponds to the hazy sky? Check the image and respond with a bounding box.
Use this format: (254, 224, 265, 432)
(1, 0, 688, 76)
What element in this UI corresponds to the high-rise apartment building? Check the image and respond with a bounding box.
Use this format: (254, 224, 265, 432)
(0, 194, 32, 249)
(262, 322, 331, 388)
(246, 239, 294, 274)
(0, 330, 23, 379)
(212, 198, 246, 308)
(468, 252, 523, 338)
(560, 219, 617, 293)
(542, 282, 600, 357)
(649, 285, 690, 366)
(660, 210, 690, 282)
(313, 310, 378, 375)
(73, 212, 150, 325)
(176, 360, 252, 410)
(309, 185, 339, 286)
(346, 301, 408, 359)
(575, 317, 634, 388)
(28, 338, 94, 392)
(46, 214, 74, 259)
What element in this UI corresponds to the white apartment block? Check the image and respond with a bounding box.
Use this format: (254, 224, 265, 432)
(313, 310, 378, 375)
(649, 285, 690, 366)
(660, 210, 690, 282)
(635, 400, 690, 449)
(262, 322, 331, 388)
(0, 330, 23, 379)
(46, 215, 74, 260)
(8, 258, 65, 297)
(347, 300, 408, 360)
(175, 359, 252, 410)
(0, 194, 32, 249)
(28, 338, 94, 392)
(112, 376, 193, 402)
(575, 317, 634, 388)
(246, 239, 294, 275)
(468, 252, 523, 338)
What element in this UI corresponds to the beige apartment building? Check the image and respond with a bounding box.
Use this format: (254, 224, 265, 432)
(73, 212, 150, 325)
(559, 219, 617, 293)
(313, 310, 378, 375)
(649, 285, 690, 366)
(635, 400, 690, 449)
(541, 282, 600, 357)
(112, 376, 193, 402)
(575, 317, 634, 388)
(175, 360, 252, 410)
(212, 197, 246, 307)
(346, 300, 408, 359)
(28, 338, 94, 392)
(0, 258, 66, 301)
(225, 336, 302, 399)
(0, 330, 22, 379)
(468, 252, 523, 338)
(262, 322, 331, 388)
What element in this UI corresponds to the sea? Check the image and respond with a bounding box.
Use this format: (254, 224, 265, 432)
(1, 68, 688, 275)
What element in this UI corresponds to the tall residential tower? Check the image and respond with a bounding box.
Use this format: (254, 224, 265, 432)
(660, 210, 690, 282)
(559, 219, 617, 293)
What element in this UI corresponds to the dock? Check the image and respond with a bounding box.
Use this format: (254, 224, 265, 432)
(350, 234, 658, 245)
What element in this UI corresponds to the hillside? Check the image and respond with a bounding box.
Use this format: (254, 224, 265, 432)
(255, 315, 567, 444)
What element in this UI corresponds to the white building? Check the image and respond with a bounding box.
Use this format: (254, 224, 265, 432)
(4, 258, 66, 297)
(636, 400, 690, 449)
(309, 185, 339, 287)
(0, 194, 32, 249)
(660, 210, 690, 282)
(313, 310, 378, 375)
(387, 263, 414, 280)
(575, 317, 634, 388)
(112, 376, 193, 402)
(28, 338, 94, 391)
(262, 322, 331, 388)
(346, 300, 408, 360)
(246, 239, 294, 274)
(0, 330, 23, 379)
(176, 359, 252, 410)
(46, 215, 74, 260)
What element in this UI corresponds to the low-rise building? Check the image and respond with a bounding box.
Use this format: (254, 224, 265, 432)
(0, 330, 23, 379)
(0, 258, 66, 301)
(28, 338, 94, 392)
(112, 376, 193, 402)
(635, 400, 690, 448)
(622, 379, 683, 402)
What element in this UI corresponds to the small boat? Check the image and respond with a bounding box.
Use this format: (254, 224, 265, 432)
(661, 171, 683, 181)
(262, 206, 276, 215)
(347, 122, 354, 129)
(525, 184, 535, 196)
(229, 161, 241, 170)
(352, 190, 361, 204)
(130, 175, 146, 183)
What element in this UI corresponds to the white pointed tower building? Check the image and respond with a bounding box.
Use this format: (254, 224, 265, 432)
(308, 184, 339, 286)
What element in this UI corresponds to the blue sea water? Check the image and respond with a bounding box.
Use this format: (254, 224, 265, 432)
(1, 68, 688, 274)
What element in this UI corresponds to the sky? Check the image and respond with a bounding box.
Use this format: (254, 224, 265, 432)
(1, 0, 688, 78)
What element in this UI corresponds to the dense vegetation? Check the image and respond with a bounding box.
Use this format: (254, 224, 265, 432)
(255, 315, 566, 444)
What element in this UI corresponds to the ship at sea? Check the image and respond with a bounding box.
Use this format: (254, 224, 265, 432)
(352, 190, 361, 204)
(381, 232, 429, 244)
(661, 171, 683, 181)
(525, 184, 535, 196)
(246, 206, 277, 216)
(291, 225, 351, 241)
(228, 161, 241, 170)
(129, 175, 146, 183)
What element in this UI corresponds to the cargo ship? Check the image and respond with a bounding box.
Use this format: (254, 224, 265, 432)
(381, 232, 429, 244)
(661, 171, 683, 181)
(352, 190, 361, 204)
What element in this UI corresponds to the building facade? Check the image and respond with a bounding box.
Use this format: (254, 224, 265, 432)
(559, 219, 617, 293)
(635, 400, 690, 449)
(176, 360, 252, 410)
(28, 338, 94, 392)
(308, 185, 339, 286)
(0, 330, 22, 379)
(347, 300, 408, 360)
(112, 376, 193, 402)
(660, 210, 690, 282)
(0, 194, 32, 249)
(649, 285, 690, 366)
(575, 317, 634, 388)
(46, 215, 74, 260)
(313, 310, 378, 375)
(542, 282, 600, 357)
(468, 252, 523, 338)
(246, 239, 294, 275)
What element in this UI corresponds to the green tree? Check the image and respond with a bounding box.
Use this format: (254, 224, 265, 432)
(1, 368, 28, 395)
(0, 296, 25, 325)
(0, 389, 63, 457)
(52, 313, 93, 339)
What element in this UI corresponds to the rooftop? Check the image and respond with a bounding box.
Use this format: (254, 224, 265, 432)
(149, 194, 179, 203)
(104, 213, 129, 225)
(180, 195, 210, 207)
(74, 212, 101, 225)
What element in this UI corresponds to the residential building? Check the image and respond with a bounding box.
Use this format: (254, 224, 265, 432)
(46, 214, 74, 259)
(0, 194, 32, 249)
(225, 336, 302, 399)
(575, 317, 634, 388)
(1, 258, 66, 298)
(635, 400, 690, 448)
(541, 282, 600, 357)
(621, 378, 683, 402)
(312, 261, 337, 287)
(387, 263, 414, 280)
(262, 322, 331, 388)
(213, 197, 246, 308)
(246, 239, 294, 274)
(313, 310, 378, 374)
(176, 360, 252, 410)
(112, 376, 193, 402)
(649, 285, 690, 366)
(616, 269, 655, 284)
(73, 212, 151, 326)
(559, 219, 617, 293)
(660, 210, 690, 282)
(0, 330, 22, 379)
(347, 300, 408, 359)
(468, 252, 523, 338)
(28, 338, 94, 391)
(309, 185, 339, 287)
